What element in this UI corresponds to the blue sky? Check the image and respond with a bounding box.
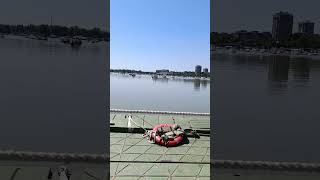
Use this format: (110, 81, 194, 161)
(0, 0, 108, 30)
(111, 0, 210, 72)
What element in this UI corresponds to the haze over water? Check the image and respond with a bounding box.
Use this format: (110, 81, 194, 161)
(213, 53, 320, 162)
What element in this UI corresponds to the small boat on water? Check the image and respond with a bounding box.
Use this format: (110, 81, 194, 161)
(129, 73, 136, 77)
(37, 36, 48, 41)
(49, 34, 58, 38)
(28, 35, 37, 39)
(90, 39, 100, 43)
(61, 37, 70, 44)
(70, 37, 82, 47)
(61, 37, 82, 47)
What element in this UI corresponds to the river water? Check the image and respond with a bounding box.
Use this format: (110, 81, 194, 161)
(213, 53, 320, 162)
(110, 73, 210, 113)
(0, 36, 108, 154)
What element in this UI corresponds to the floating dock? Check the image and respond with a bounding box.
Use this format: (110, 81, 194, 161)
(110, 109, 211, 179)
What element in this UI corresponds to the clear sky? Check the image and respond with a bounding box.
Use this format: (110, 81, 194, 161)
(111, 0, 210, 72)
(0, 0, 108, 30)
(211, 0, 320, 33)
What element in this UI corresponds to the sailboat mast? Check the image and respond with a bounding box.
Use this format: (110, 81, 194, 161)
(50, 16, 53, 35)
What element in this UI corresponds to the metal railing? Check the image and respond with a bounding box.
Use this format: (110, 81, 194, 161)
(0, 150, 107, 163)
(110, 109, 210, 116)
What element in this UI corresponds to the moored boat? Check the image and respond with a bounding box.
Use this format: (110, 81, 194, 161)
(70, 37, 82, 47)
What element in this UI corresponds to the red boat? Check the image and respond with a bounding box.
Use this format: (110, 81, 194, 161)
(149, 124, 184, 147)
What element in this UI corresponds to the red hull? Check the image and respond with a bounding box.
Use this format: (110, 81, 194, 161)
(151, 124, 184, 147)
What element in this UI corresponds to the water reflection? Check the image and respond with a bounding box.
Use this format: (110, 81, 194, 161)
(152, 76, 169, 83)
(291, 59, 311, 82)
(153, 76, 210, 91)
(193, 79, 201, 90)
(267, 56, 290, 93)
(220, 54, 320, 94)
(213, 53, 320, 162)
(114, 73, 210, 91)
(201, 80, 208, 88)
(268, 56, 290, 82)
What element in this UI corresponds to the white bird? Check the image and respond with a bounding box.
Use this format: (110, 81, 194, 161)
(127, 115, 135, 133)
(127, 115, 132, 128)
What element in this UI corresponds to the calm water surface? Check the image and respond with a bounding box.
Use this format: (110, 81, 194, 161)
(213, 53, 320, 162)
(0, 37, 107, 154)
(111, 73, 210, 113)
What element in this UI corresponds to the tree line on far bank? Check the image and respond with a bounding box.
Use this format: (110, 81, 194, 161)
(111, 69, 210, 78)
(0, 24, 109, 41)
(211, 32, 320, 49)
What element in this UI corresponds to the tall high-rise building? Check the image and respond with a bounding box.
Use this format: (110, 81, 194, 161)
(298, 21, 315, 35)
(195, 65, 202, 74)
(272, 12, 293, 42)
(203, 68, 209, 73)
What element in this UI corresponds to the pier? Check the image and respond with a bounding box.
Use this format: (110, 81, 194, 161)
(110, 109, 210, 179)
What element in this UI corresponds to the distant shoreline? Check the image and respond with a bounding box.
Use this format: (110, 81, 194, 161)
(211, 46, 320, 60)
(110, 70, 210, 79)
(0, 24, 109, 44)
(1, 34, 108, 48)
(2, 34, 108, 42)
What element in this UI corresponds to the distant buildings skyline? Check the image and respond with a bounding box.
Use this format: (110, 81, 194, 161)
(154, 65, 210, 74)
(213, 11, 317, 36)
(211, 0, 320, 34)
(272, 12, 293, 42)
(298, 21, 315, 34)
(195, 65, 202, 74)
(271, 12, 317, 42)
(195, 65, 209, 73)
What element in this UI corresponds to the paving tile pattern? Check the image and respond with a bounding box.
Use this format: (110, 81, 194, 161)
(110, 133, 210, 179)
(110, 111, 210, 179)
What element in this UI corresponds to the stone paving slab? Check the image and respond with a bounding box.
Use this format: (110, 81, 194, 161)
(110, 133, 210, 163)
(110, 132, 210, 179)
(110, 162, 210, 179)
(110, 110, 210, 179)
